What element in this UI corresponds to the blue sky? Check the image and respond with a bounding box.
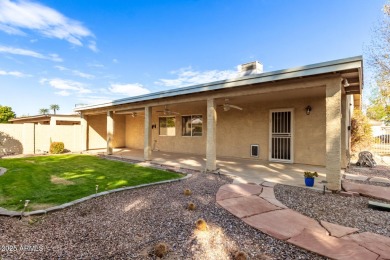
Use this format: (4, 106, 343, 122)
(0, 0, 385, 116)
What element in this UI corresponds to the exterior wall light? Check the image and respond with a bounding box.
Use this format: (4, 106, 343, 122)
(152, 124, 157, 129)
(305, 105, 312, 115)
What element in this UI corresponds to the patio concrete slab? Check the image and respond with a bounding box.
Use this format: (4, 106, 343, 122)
(243, 209, 326, 240)
(342, 180, 390, 201)
(369, 176, 390, 184)
(320, 220, 359, 238)
(344, 173, 368, 181)
(219, 183, 262, 197)
(288, 229, 378, 260)
(342, 232, 390, 259)
(216, 189, 244, 201)
(217, 196, 280, 218)
(94, 148, 328, 189)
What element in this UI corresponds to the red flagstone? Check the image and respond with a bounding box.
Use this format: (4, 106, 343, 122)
(262, 197, 287, 209)
(342, 232, 390, 259)
(217, 196, 280, 218)
(243, 209, 326, 240)
(320, 220, 359, 238)
(216, 189, 243, 201)
(259, 187, 275, 199)
(342, 181, 390, 201)
(288, 229, 379, 260)
(219, 183, 262, 197)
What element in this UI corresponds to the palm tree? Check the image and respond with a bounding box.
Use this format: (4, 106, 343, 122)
(50, 104, 60, 115)
(39, 108, 49, 115)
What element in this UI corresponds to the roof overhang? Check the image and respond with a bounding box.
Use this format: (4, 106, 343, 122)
(75, 56, 363, 113)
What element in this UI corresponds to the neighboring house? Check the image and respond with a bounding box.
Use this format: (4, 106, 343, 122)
(9, 114, 81, 125)
(75, 56, 363, 191)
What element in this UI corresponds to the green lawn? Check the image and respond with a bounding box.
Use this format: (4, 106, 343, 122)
(0, 154, 182, 210)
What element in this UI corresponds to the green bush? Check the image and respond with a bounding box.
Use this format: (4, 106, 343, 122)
(50, 142, 64, 154)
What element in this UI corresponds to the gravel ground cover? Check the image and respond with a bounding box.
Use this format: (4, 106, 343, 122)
(0, 172, 324, 259)
(275, 165, 390, 238)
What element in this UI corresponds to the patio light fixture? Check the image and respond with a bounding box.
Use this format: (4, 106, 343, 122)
(305, 105, 312, 115)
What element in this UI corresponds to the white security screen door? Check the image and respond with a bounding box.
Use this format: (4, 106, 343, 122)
(269, 109, 293, 163)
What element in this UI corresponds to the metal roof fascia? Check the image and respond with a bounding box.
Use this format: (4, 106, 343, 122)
(75, 56, 362, 112)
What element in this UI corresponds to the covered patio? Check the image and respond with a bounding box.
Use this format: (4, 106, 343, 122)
(88, 148, 328, 189)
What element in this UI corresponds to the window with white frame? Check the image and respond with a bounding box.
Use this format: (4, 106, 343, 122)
(182, 115, 203, 136)
(159, 117, 176, 136)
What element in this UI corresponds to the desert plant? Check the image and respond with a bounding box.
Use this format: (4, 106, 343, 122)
(184, 189, 192, 196)
(351, 110, 373, 152)
(303, 171, 318, 178)
(196, 218, 208, 231)
(234, 251, 248, 260)
(187, 202, 196, 210)
(50, 142, 64, 154)
(154, 242, 168, 258)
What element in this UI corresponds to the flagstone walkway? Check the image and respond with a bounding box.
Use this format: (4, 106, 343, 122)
(216, 182, 390, 260)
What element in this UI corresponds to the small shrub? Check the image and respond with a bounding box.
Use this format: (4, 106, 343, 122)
(154, 242, 168, 258)
(50, 142, 64, 154)
(187, 202, 196, 210)
(234, 251, 248, 260)
(196, 218, 207, 231)
(303, 171, 318, 178)
(184, 189, 192, 196)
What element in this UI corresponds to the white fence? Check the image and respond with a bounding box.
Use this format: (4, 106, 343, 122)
(372, 126, 390, 155)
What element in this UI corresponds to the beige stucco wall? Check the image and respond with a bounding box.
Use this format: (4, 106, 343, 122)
(0, 123, 82, 155)
(113, 114, 126, 147)
(88, 114, 107, 149)
(123, 91, 327, 165)
(0, 124, 24, 154)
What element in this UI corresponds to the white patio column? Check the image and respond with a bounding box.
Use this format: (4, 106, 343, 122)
(144, 106, 152, 161)
(206, 98, 217, 171)
(80, 114, 88, 151)
(326, 78, 342, 191)
(107, 111, 114, 155)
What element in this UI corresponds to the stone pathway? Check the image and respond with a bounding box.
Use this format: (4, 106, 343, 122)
(342, 180, 390, 202)
(216, 183, 390, 259)
(344, 173, 390, 184)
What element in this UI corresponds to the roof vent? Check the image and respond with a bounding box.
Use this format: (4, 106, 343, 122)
(239, 61, 263, 76)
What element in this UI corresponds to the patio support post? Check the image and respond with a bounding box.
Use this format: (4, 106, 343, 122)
(80, 114, 88, 151)
(107, 111, 114, 155)
(325, 78, 342, 191)
(144, 106, 152, 161)
(206, 98, 217, 171)
(341, 94, 347, 168)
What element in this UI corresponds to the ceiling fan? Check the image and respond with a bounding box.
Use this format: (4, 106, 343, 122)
(219, 99, 243, 111)
(156, 105, 180, 115)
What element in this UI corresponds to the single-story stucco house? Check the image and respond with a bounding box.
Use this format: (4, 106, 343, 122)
(75, 56, 363, 191)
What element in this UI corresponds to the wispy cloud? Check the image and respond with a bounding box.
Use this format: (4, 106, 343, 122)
(155, 66, 238, 88)
(0, 45, 62, 62)
(54, 65, 94, 79)
(87, 62, 104, 68)
(0, 0, 94, 47)
(108, 83, 150, 96)
(40, 78, 91, 96)
(88, 41, 98, 52)
(0, 69, 31, 77)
